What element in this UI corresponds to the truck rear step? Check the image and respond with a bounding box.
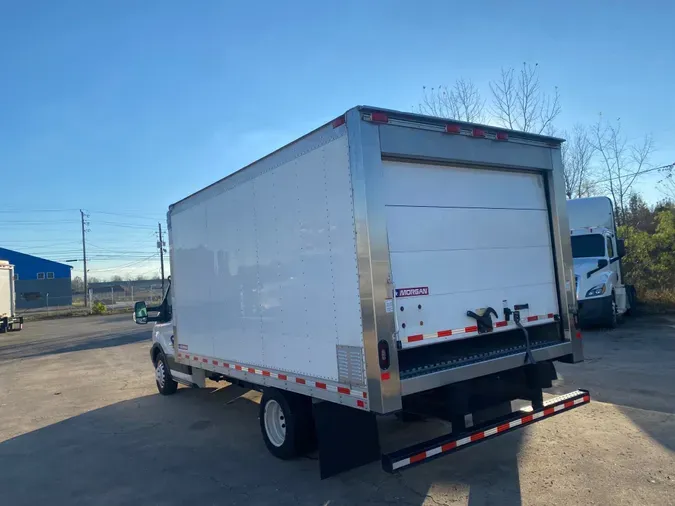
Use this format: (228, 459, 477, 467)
(382, 389, 590, 473)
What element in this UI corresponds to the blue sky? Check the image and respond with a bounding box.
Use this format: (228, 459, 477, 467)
(1, 1, 674, 279)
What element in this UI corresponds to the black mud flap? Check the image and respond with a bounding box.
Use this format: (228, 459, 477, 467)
(382, 389, 590, 473)
(313, 401, 380, 479)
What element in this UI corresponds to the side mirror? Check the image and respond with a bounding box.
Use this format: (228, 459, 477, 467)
(597, 259, 609, 269)
(134, 301, 148, 324)
(617, 238, 626, 258)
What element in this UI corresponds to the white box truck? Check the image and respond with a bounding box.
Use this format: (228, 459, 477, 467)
(568, 197, 635, 327)
(0, 260, 24, 333)
(134, 107, 588, 477)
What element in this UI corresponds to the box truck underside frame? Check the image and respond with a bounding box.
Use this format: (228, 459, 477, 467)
(155, 106, 586, 477)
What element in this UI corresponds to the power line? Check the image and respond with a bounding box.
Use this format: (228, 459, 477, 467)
(592, 162, 674, 185)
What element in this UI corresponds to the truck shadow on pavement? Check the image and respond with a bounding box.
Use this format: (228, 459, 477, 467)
(0, 384, 527, 506)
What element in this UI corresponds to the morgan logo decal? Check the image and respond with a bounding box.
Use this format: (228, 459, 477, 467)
(178, 344, 188, 350)
(395, 287, 429, 298)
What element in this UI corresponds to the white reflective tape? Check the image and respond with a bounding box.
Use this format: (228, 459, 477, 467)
(392, 458, 410, 470)
(426, 446, 443, 458)
(532, 411, 545, 420)
(456, 436, 472, 447)
(483, 427, 499, 437)
(510, 419, 522, 428)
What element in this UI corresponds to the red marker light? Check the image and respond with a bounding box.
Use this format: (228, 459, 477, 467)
(496, 132, 509, 141)
(331, 116, 345, 128)
(445, 124, 461, 134)
(370, 112, 389, 123)
(472, 128, 486, 137)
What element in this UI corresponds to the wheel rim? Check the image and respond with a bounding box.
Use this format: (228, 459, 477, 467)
(263, 399, 287, 447)
(155, 360, 166, 389)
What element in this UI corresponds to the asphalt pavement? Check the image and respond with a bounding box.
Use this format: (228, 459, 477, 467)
(0, 313, 673, 505)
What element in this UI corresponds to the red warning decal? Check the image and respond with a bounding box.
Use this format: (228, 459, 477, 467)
(395, 287, 429, 298)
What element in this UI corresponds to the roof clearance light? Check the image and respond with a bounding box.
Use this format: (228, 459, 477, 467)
(472, 128, 486, 138)
(331, 116, 346, 128)
(370, 112, 389, 123)
(496, 132, 509, 141)
(445, 124, 461, 134)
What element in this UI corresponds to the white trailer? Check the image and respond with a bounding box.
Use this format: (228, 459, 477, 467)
(134, 107, 588, 477)
(568, 197, 635, 327)
(0, 260, 24, 333)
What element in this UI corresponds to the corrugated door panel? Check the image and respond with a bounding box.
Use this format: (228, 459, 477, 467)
(383, 160, 559, 348)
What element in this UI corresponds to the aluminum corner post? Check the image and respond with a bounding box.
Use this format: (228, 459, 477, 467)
(548, 147, 583, 362)
(345, 108, 402, 414)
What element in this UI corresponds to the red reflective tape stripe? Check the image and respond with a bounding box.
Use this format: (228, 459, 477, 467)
(576, 331, 582, 339)
(337, 386, 350, 394)
(583, 395, 590, 403)
(527, 315, 539, 322)
(497, 423, 510, 433)
(547, 313, 554, 318)
(212, 360, 218, 365)
(441, 441, 457, 452)
(465, 325, 478, 333)
(409, 452, 427, 464)
(544, 407, 555, 416)
(202, 358, 208, 363)
(495, 321, 507, 328)
(381, 372, 391, 381)
(362, 392, 368, 399)
(262, 371, 271, 377)
(295, 378, 306, 385)
(408, 334, 424, 342)
(357, 400, 365, 408)
(235, 365, 242, 371)
(521, 414, 533, 424)
(564, 400, 574, 409)
(248, 367, 255, 373)
(437, 330, 453, 337)
(470, 432, 485, 442)
(316, 382, 327, 389)
(278, 374, 287, 380)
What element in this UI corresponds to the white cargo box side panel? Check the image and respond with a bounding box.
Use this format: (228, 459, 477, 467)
(170, 133, 363, 382)
(384, 161, 559, 346)
(0, 266, 12, 317)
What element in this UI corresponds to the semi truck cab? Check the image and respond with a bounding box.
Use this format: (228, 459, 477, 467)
(568, 197, 634, 327)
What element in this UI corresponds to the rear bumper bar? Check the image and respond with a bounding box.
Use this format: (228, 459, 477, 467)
(382, 389, 590, 473)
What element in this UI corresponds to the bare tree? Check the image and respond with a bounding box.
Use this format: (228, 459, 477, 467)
(419, 78, 485, 123)
(591, 115, 654, 225)
(489, 63, 561, 134)
(561, 124, 596, 198)
(657, 166, 675, 201)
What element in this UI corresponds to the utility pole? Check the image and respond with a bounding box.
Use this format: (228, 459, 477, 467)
(80, 210, 89, 308)
(158, 222, 165, 293)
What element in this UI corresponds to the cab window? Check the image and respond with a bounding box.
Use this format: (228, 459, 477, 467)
(606, 236, 614, 258)
(571, 234, 605, 258)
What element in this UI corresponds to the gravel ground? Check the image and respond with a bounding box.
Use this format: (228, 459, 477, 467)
(0, 313, 673, 505)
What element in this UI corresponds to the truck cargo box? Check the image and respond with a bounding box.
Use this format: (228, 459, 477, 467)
(168, 107, 582, 415)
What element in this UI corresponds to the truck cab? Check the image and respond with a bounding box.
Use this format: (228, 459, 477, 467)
(568, 197, 633, 327)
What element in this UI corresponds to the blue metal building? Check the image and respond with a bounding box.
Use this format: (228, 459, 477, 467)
(0, 248, 73, 309)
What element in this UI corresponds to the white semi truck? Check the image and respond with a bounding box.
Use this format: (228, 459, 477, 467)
(134, 107, 589, 477)
(568, 197, 635, 327)
(0, 260, 24, 333)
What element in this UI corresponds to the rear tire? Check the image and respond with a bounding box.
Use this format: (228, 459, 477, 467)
(625, 286, 637, 316)
(154, 353, 178, 396)
(259, 389, 315, 460)
(605, 293, 618, 329)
